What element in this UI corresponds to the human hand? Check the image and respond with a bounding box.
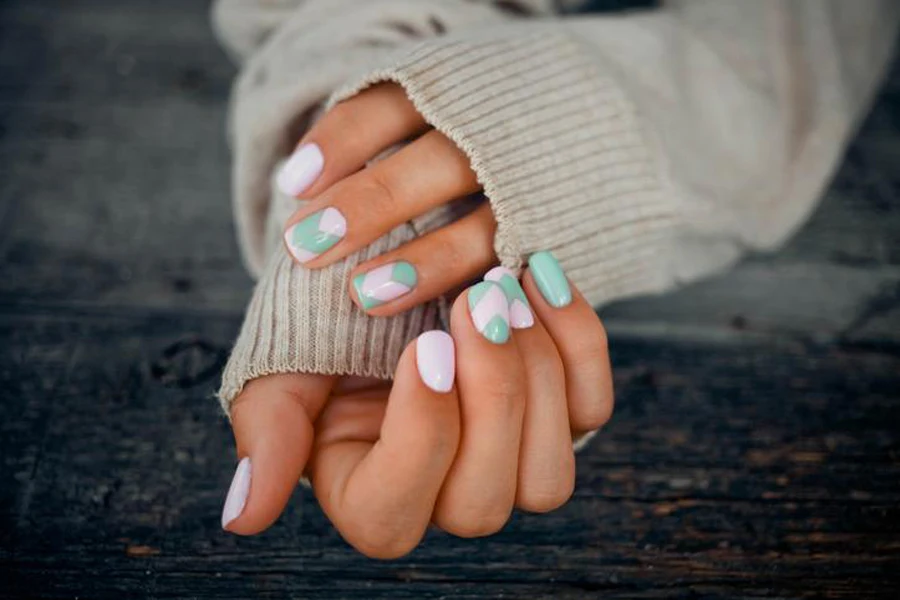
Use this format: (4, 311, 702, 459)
(277, 82, 503, 315)
(221, 263, 613, 558)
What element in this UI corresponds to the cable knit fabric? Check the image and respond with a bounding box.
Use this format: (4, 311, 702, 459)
(214, 0, 898, 414)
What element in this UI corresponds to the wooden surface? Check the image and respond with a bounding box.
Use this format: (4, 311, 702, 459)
(0, 1, 898, 598)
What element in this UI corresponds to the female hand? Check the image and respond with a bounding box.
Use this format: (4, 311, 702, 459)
(221, 260, 614, 559)
(278, 82, 502, 316)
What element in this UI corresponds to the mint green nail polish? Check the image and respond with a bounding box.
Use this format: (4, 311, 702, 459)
(283, 207, 346, 263)
(467, 281, 510, 344)
(528, 251, 571, 308)
(353, 261, 417, 310)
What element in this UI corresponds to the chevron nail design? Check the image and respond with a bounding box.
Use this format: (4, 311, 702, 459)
(468, 281, 510, 344)
(283, 207, 346, 263)
(353, 261, 418, 309)
(484, 266, 534, 329)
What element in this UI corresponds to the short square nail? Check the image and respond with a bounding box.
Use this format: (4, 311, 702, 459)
(353, 261, 417, 310)
(484, 266, 534, 329)
(276, 143, 324, 196)
(416, 330, 455, 393)
(221, 457, 251, 530)
(284, 207, 346, 263)
(528, 251, 572, 308)
(467, 281, 510, 344)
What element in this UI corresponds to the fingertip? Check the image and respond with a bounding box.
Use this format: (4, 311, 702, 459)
(222, 374, 333, 536)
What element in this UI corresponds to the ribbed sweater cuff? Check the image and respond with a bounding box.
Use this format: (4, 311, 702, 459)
(217, 196, 450, 413)
(329, 24, 680, 308)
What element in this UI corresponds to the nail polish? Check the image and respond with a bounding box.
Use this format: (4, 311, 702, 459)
(276, 143, 324, 197)
(484, 266, 534, 329)
(416, 330, 455, 393)
(283, 207, 346, 263)
(221, 457, 252, 530)
(528, 251, 572, 308)
(353, 261, 417, 309)
(468, 281, 510, 344)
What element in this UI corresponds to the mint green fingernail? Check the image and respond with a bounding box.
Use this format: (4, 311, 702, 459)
(528, 251, 571, 308)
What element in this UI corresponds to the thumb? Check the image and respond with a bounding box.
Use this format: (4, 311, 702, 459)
(221, 372, 335, 535)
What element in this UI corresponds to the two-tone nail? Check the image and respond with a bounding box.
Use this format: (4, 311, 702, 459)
(353, 261, 417, 309)
(484, 266, 534, 329)
(528, 250, 571, 308)
(468, 281, 510, 344)
(284, 207, 347, 263)
(221, 457, 252, 530)
(276, 143, 324, 197)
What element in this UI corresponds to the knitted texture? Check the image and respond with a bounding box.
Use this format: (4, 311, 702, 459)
(327, 26, 679, 308)
(215, 0, 898, 413)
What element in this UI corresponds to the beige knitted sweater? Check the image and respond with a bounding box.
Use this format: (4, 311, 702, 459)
(213, 0, 899, 412)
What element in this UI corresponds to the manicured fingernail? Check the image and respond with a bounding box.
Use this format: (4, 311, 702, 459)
(416, 330, 455, 393)
(353, 261, 417, 310)
(468, 281, 510, 344)
(484, 266, 534, 329)
(221, 457, 251, 530)
(276, 143, 324, 196)
(528, 251, 572, 308)
(284, 207, 346, 263)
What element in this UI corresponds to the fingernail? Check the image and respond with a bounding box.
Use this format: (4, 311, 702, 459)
(416, 330, 455, 393)
(353, 261, 417, 310)
(221, 457, 252, 530)
(276, 143, 324, 196)
(284, 207, 346, 263)
(528, 251, 572, 308)
(468, 281, 510, 344)
(484, 266, 534, 329)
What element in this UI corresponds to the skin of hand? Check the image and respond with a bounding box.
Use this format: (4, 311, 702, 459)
(277, 83, 501, 315)
(223, 266, 614, 559)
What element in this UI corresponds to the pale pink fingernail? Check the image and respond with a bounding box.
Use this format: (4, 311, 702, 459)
(416, 330, 455, 393)
(276, 143, 324, 196)
(221, 457, 252, 530)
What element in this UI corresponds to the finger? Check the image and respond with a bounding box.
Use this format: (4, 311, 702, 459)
(310, 331, 460, 559)
(433, 282, 526, 538)
(222, 372, 336, 535)
(349, 203, 496, 315)
(524, 251, 614, 434)
(283, 129, 480, 267)
(276, 83, 428, 199)
(484, 267, 575, 513)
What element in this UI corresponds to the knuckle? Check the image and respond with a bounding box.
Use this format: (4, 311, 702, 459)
(349, 521, 420, 560)
(491, 375, 528, 416)
(572, 396, 614, 432)
(325, 101, 365, 138)
(438, 509, 511, 539)
(517, 461, 575, 513)
(358, 170, 399, 219)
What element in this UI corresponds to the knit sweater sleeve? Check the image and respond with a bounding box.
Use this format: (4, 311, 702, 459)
(215, 0, 569, 410)
(217, 0, 899, 411)
(325, 0, 899, 307)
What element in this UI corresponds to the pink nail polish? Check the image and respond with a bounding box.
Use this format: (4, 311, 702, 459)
(416, 330, 455, 393)
(484, 266, 534, 329)
(221, 457, 252, 529)
(276, 143, 324, 196)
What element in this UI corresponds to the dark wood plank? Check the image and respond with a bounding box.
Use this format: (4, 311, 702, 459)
(1, 0, 899, 598)
(0, 309, 898, 598)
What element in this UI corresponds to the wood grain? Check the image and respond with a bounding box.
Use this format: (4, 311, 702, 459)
(0, 0, 898, 598)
